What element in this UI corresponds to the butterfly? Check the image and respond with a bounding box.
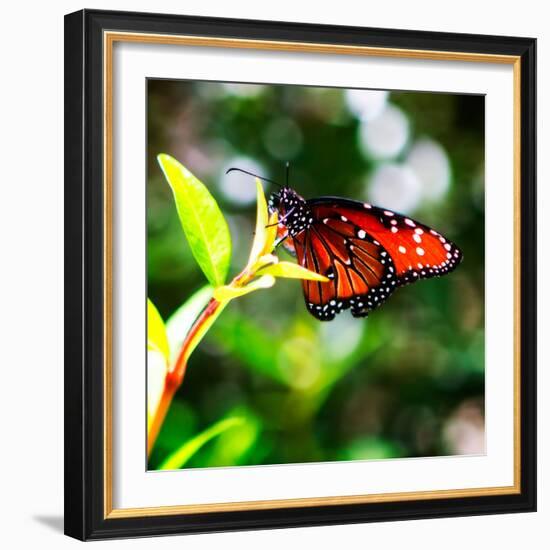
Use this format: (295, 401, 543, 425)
(228, 167, 463, 321)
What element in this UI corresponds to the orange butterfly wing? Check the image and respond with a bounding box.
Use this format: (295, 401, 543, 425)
(293, 216, 398, 320)
(289, 198, 462, 321)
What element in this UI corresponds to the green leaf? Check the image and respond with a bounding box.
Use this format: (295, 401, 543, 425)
(165, 285, 213, 362)
(258, 261, 329, 282)
(247, 178, 271, 264)
(213, 275, 275, 302)
(147, 349, 168, 434)
(158, 154, 231, 286)
(158, 417, 245, 470)
(147, 298, 170, 364)
(204, 408, 261, 467)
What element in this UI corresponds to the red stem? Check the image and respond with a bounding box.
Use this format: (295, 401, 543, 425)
(148, 297, 222, 456)
(167, 298, 221, 388)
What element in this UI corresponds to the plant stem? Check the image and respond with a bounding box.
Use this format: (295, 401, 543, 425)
(147, 297, 226, 456)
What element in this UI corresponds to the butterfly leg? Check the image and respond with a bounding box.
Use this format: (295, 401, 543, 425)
(274, 234, 289, 248)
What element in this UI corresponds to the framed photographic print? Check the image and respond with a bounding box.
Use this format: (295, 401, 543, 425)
(64, 9, 536, 540)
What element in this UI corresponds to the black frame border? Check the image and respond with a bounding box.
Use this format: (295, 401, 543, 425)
(64, 9, 536, 541)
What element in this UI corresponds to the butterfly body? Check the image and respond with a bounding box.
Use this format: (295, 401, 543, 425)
(268, 187, 314, 237)
(268, 187, 463, 321)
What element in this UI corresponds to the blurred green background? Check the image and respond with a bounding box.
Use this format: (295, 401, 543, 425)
(147, 80, 485, 470)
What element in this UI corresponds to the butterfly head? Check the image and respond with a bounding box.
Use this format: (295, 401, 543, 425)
(268, 187, 313, 237)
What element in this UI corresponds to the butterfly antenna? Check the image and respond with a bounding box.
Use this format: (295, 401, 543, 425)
(225, 167, 282, 188)
(285, 161, 290, 187)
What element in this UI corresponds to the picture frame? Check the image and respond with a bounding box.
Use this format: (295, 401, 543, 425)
(64, 9, 537, 541)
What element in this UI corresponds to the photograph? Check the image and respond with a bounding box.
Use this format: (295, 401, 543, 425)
(146, 79, 486, 471)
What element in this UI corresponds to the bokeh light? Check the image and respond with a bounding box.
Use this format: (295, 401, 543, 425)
(368, 163, 422, 214)
(219, 156, 267, 206)
(320, 313, 363, 361)
(345, 89, 389, 121)
(406, 138, 452, 202)
(443, 401, 485, 455)
(221, 82, 266, 98)
(359, 103, 409, 160)
(262, 117, 303, 160)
